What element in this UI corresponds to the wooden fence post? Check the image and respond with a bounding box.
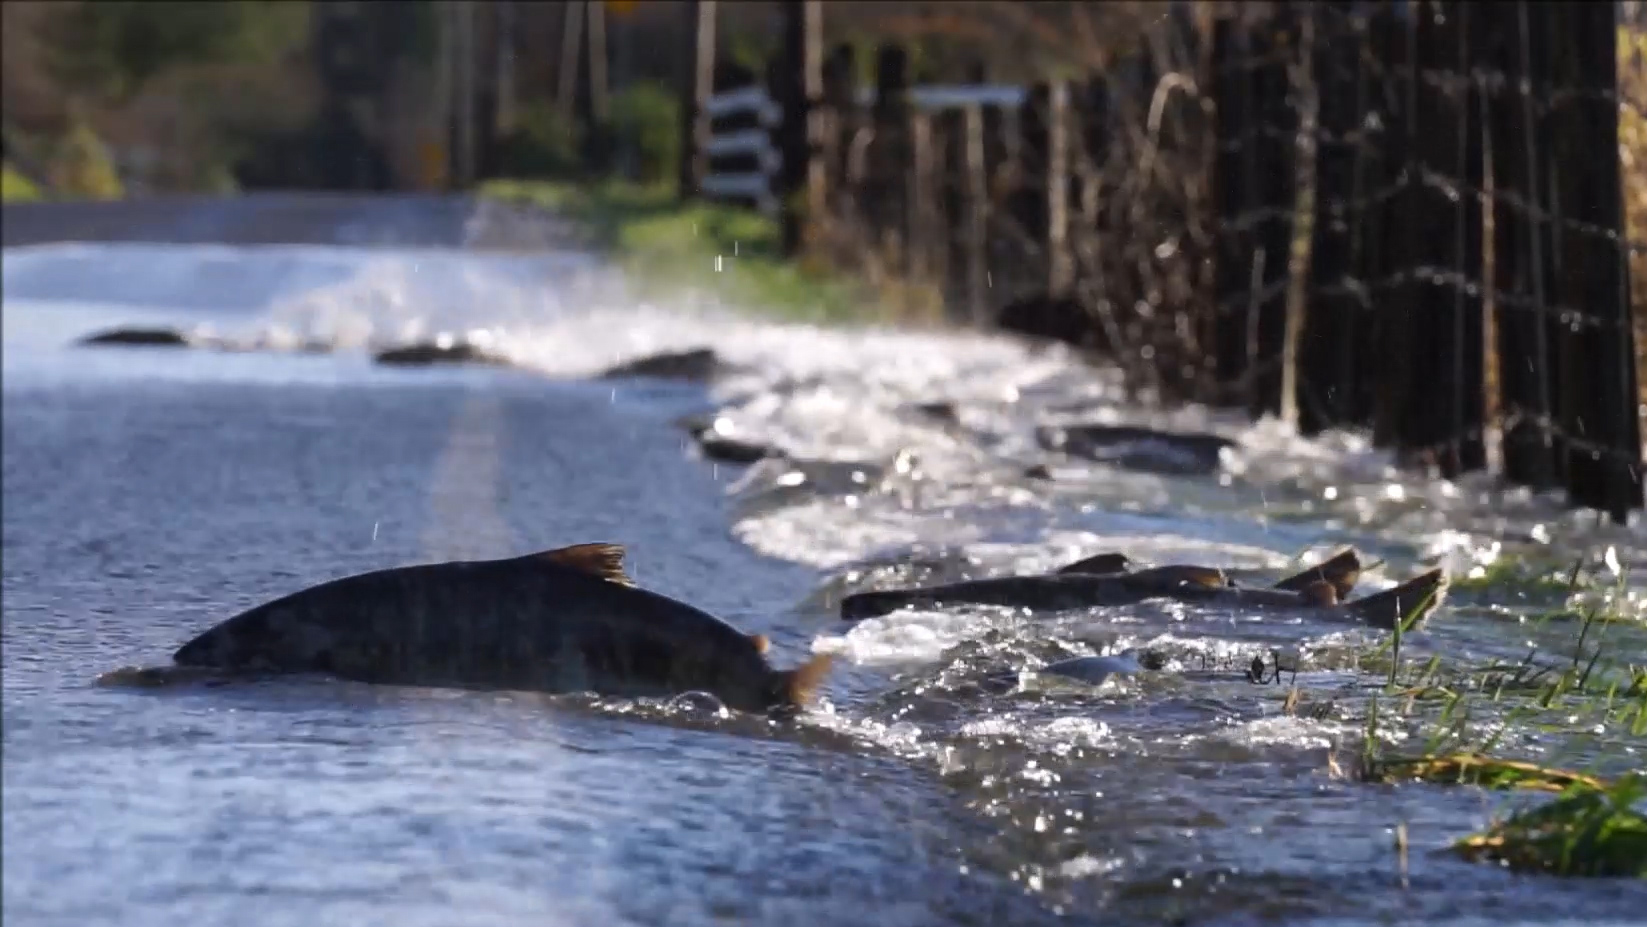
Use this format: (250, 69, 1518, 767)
(1298, 1, 1368, 435)
(907, 106, 939, 289)
(1046, 80, 1073, 302)
(677, 0, 715, 200)
(1546, 0, 1643, 520)
(817, 42, 857, 246)
(962, 101, 990, 325)
(1006, 82, 1052, 310)
(773, 0, 822, 256)
(1210, 6, 1295, 416)
(1483, 0, 1559, 489)
(1369, 2, 1417, 449)
(1211, 11, 1250, 398)
(869, 43, 912, 270)
(1385, 0, 1486, 475)
(1249, 7, 1299, 420)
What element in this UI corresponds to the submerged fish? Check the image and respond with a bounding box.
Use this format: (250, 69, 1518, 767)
(1032, 649, 1169, 685)
(978, 649, 1167, 694)
(1056, 548, 1365, 601)
(841, 548, 1446, 632)
(840, 565, 1235, 621)
(841, 549, 1360, 621)
(99, 543, 833, 716)
(1160, 569, 1449, 631)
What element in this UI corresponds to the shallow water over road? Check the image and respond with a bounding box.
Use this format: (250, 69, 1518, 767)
(4, 197, 1645, 926)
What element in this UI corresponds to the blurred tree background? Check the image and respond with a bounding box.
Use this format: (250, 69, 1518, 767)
(0, 0, 1127, 201)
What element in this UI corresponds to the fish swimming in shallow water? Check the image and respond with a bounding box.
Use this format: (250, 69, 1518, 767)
(99, 543, 833, 716)
(841, 549, 1360, 620)
(1030, 649, 1168, 686)
(1056, 548, 1365, 601)
(841, 548, 1446, 632)
(1159, 568, 1449, 631)
(840, 565, 1235, 621)
(978, 649, 1167, 694)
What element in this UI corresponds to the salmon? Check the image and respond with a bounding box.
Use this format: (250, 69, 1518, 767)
(839, 565, 1231, 621)
(101, 543, 832, 716)
(1165, 569, 1449, 631)
(978, 649, 1169, 694)
(1057, 548, 1365, 601)
(841, 548, 1446, 632)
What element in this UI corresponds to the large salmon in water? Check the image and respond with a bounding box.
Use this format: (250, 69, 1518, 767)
(842, 548, 1447, 632)
(100, 543, 833, 716)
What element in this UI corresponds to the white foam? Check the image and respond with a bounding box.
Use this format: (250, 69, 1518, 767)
(813, 606, 1011, 667)
(10, 238, 1641, 616)
(1212, 715, 1356, 751)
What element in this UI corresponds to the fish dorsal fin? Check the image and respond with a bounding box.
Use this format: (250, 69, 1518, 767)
(1274, 548, 1362, 599)
(1056, 552, 1133, 576)
(531, 543, 635, 587)
(748, 633, 770, 654)
(1300, 580, 1339, 607)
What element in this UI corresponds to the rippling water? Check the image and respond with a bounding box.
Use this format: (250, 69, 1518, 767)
(4, 199, 1645, 926)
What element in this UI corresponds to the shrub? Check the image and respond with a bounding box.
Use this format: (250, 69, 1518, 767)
(47, 118, 123, 200)
(608, 81, 681, 185)
(494, 100, 584, 180)
(1, 163, 45, 201)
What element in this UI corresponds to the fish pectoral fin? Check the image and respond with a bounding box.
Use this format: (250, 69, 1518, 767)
(1299, 580, 1339, 607)
(531, 543, 636, 587)
(748, 633, 770, 654)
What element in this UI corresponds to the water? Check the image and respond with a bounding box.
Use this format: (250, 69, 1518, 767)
(4, 198, 1645, 926)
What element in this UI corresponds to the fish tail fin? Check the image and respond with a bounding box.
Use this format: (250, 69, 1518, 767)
(1346, 569, 1449, 631)
(1274, 549, 1362, 599)
(772, 653, 835, 710)
(1055, 552, 1133, 576)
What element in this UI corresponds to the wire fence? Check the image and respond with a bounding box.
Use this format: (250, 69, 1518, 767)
(690, 0, 1645, 522)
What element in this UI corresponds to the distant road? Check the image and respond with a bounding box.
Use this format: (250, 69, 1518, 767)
(1, 192, 583, 251)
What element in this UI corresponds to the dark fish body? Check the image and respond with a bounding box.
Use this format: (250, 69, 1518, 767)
(842, 548, 1446, 632)
(1058, 548, 1364, 602)
(840, 567, 1221, 621)
(78, 327, 193, 347)
(1035, 424, 1236, 476)
(164, 544, 830, 715)
(599, 347, 725, 383)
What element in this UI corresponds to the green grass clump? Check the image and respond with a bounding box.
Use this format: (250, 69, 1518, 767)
(480, 179, 879, 325)
(1329, 551, 1647, 879)
(1453, 774, 1647, 878)
(1360, 752, 1607, 793)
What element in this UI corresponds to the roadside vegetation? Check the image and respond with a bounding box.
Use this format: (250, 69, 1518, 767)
(481, 178, 878, 324)
(1303, 551, 1647, 879)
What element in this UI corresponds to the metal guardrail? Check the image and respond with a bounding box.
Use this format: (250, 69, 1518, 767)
(698, 82, 1025, 214)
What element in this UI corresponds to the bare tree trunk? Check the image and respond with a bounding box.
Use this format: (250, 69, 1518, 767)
(495, 0, 515, 136)
(1279, 8, 1318, 428)
(587, 0, 609, 124)
(557, 1, 584, 122)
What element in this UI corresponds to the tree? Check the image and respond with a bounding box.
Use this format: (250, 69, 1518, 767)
(41, 1, 310, 104)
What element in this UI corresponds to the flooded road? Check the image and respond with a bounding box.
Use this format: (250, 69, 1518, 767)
(4, 195, 1644, 926)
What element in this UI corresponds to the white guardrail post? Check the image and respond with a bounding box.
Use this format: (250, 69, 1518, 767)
(697, 83, 1027, 215)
